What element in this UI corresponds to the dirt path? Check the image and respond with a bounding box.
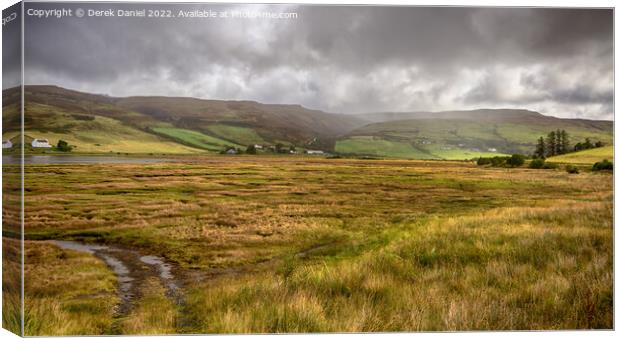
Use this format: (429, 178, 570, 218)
(50, 241, 184, 316)
(50, 239, 341, 333)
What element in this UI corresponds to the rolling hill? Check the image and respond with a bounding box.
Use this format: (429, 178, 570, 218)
(3, 85, 365, 154)
(339, 109, 613, 159)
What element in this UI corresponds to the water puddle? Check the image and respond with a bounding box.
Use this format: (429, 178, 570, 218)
(50, 240, 181, 315)
(139, 255, 181, 298)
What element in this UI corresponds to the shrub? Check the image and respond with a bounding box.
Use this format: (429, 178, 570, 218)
(542, 162, 559, 169)
(565, 165, 579, 174)
(592, 159, 613, 171)
(477, 157, 491, 166)
(478, 156, 517, 167)
(506, 154, 525, 167)
(490, 156, 509, 167)
(56, 140, 72, 152)
(246, 144, 257, 155)
(529, 158, 545, 169)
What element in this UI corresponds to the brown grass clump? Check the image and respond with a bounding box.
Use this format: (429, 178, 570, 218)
(23, 241, 118, 335)
(118, 277, 178, 334)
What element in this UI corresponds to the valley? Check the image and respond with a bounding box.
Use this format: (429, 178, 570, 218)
(2, 86, 613, 160)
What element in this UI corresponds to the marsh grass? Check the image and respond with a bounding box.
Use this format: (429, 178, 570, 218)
(23, 241, 118, 336)
(20, 157, 613, 333)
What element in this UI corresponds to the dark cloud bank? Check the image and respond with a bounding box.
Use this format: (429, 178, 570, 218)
(20, 3, 613, 120)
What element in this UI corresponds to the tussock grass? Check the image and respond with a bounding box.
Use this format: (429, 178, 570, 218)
(23, 241, 118, 336)
(119, 277, 178, 334)
(2, 238, 22, 335)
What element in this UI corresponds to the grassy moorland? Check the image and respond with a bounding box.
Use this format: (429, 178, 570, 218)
(17, 156, 612, 334)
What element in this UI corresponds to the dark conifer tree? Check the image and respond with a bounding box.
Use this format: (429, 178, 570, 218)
(546, 131, 557, 157)
(535, 137, 546, 159)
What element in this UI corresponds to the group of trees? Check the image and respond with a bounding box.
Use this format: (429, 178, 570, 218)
(534, 129, 570, 158)
(534, 130, 605, 158)
(574, 138, 605, 152)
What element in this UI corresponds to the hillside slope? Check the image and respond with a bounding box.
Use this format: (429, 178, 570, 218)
(548, 146, 614, 164)
(3, 86, 365, 154)
(339, 109, 612, 159)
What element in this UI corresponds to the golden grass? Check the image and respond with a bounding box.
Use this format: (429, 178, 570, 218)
(118, 277, 178, 334)
(184, 199, 612, 332)
(2, 238, 22, 335)
(23, 241, 118, 336)
(17, 156, 613, 333)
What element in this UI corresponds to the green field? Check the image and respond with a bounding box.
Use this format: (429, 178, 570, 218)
(422, 144, 510, 160)
(335, 136, 510, 160)
(10, 156, 612, 334)
(206, 124, 266, 146)
(152, 127, 242, 151)
(335, 136, 438, 159)
(548, 146, 614, 164)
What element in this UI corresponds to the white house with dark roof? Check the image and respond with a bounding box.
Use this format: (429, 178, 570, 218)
(31, 139, 52, 148)
(2, 140, 12, 149)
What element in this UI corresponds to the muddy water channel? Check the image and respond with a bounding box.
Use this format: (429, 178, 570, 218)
(50, 240, 182, 316)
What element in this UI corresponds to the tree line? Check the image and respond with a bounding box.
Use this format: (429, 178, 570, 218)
(534, 129, 604, 158)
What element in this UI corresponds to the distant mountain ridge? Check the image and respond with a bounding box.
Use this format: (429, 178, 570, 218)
(356, 109, 612, 127)
(1, 85, 613, 159)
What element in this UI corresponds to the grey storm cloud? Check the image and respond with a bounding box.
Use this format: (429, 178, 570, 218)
(17, 3, 614, 120)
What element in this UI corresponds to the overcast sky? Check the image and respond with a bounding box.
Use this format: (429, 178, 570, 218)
(17, 3, 614, 120)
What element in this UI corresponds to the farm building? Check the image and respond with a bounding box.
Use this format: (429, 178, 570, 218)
(254, 144, 263, 150)
(2, 140, 12, 149)
(226, 148, 237, 155)
(306, 150, 324, 155)
(31, 139, 52, 148)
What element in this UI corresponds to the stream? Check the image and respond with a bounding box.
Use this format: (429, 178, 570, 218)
(50, 240, 182, 316)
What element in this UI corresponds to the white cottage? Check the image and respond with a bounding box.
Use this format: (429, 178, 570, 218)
(2, 140, 12, 149)
(31, 139, 52, 148)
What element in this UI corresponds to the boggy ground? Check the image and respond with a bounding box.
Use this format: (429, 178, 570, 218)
(13, 156, 613, 334)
